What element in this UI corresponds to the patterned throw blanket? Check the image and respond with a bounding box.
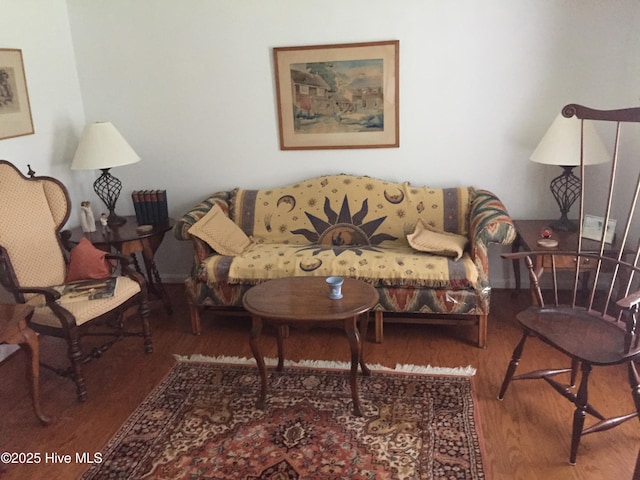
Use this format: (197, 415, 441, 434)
(215, 174, 477, 289)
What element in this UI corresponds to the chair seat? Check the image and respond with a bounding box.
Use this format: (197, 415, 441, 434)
(518, 306, 640, 366)
(28, 276, 141, 328)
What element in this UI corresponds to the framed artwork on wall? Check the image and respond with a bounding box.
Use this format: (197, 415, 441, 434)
(0, 49, 34, 140)
(273, 40, 399, 150)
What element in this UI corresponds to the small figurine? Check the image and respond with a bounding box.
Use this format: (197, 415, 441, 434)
(100, 213, 111, 234)
(537, 226, 558, 248)
(80, 201, 96, 233)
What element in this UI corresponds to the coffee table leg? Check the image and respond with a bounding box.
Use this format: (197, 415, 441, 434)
(249, 315, 267, 410)
(358, 313, 371, 377)
(345, 316, 364, 416)
(276, 325, 286, 371)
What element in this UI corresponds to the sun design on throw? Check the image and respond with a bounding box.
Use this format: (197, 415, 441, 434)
(292, 195, 397, 256)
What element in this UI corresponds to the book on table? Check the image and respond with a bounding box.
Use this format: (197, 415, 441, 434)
(54, 278, 118, 303)
(131, 189, 168, 225)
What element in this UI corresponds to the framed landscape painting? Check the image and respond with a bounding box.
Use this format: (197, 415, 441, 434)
(0, 49, 34, 140)
(274, 40, 399, 150)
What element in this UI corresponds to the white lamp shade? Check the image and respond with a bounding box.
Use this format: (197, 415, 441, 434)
(71, 122, 140, 170)
(530, 114, 610, 166)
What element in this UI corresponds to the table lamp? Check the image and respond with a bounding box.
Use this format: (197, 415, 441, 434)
(71, 122, 140, 226)
(530, 113, 609, 231)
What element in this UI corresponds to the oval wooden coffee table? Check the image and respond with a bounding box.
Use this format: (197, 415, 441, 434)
(243, 276, 379, 416)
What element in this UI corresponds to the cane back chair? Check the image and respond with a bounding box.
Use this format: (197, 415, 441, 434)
(498, 105, 640, 465)
(0, 160, 152, 402)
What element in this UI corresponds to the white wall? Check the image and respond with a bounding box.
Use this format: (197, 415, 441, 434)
(0, 0, 88, 359)
(3, 0, 640, 290)
(0, 0, 90, 205)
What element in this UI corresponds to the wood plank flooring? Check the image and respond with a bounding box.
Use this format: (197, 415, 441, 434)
(0, 285, 638, 479)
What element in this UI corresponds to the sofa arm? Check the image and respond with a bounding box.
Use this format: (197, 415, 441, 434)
(173, 190, 233, 262)
(174, 190, 232, 239)
(468, 189, 516, 284)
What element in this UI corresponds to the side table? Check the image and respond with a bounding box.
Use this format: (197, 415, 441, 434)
(512, 219, 623, 294)
(243, 276, 379, 416)
(1, 303, 51, 425)
(65, 216, 174, 314)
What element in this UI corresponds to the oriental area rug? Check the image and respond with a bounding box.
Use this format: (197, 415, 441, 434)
(81, 356, 485, 480)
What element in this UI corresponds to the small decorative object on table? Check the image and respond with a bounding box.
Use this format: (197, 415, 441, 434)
(582, 214, 617, 244)
(536, 227, 558, 248)
(326, 276, 344, 299)
(80, 201, 96, 233)
(100, 213, 111, 234)
(136, 225, 153, 234)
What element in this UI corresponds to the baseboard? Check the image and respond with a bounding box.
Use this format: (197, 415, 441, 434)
(159, 274, 188, 284)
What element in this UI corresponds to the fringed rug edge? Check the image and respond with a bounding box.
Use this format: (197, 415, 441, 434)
(173, 353, 476, 376)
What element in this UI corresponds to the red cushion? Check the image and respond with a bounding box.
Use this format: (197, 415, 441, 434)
(65, 237, 113, 283)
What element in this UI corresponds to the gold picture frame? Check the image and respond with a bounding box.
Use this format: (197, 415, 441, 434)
(274, 40, 399, 150)
(0, 49, 34, 140)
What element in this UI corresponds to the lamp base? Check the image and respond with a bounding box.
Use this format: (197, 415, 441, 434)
(107, 212, 127, 226)
(94, 168, 127, 227)
(549, 166, 581, 233)
(550, 216, 578, 232)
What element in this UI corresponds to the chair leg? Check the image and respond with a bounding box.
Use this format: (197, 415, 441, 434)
(570, 358, 580, 387)
(498, 332, 528, 400)
(628, 360, 640, 420)
(570, 362, 593, 465)
(139, 298, 153, 353)
(66, 327, 87, 402)
(477, 314, 488, 349)
(374, 310, 383, 343)
(189, 305, 202, 335)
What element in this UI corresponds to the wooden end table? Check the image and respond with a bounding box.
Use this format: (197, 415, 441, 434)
(243, 276, 379, 416)
(1, 303, 51, 425)
(65, 216, 174, 314)
(512, 219, 624, 294)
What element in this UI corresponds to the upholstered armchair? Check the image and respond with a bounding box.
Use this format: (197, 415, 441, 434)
(0, 160, 152, 402)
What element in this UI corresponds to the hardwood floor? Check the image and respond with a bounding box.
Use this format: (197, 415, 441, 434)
(0, 285, 638, 479)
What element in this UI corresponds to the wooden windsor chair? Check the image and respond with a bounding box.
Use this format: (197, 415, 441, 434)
(498, 104, 640, 466)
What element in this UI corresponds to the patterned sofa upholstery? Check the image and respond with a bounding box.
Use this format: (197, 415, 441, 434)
(174, 174, 516, 347)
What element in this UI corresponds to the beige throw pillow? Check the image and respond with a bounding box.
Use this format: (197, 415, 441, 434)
(407, 219, 468, 261)
(188, 204, 251, 256)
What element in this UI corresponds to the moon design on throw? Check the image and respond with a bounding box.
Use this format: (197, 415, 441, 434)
(277, 195, 296, 212)
(384, 188, 405, 204)
(299, 258, 322, 272)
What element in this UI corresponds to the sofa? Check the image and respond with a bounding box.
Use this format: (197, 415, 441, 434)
(174, 174, 516, 347)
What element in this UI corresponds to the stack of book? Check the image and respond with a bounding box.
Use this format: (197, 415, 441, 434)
(131, 190, 169, 225)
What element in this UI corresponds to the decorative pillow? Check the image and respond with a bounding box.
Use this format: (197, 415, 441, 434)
(65, 237, 114, 283)
(188, 204, 252, 256)
(407, 219, 468, 261)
